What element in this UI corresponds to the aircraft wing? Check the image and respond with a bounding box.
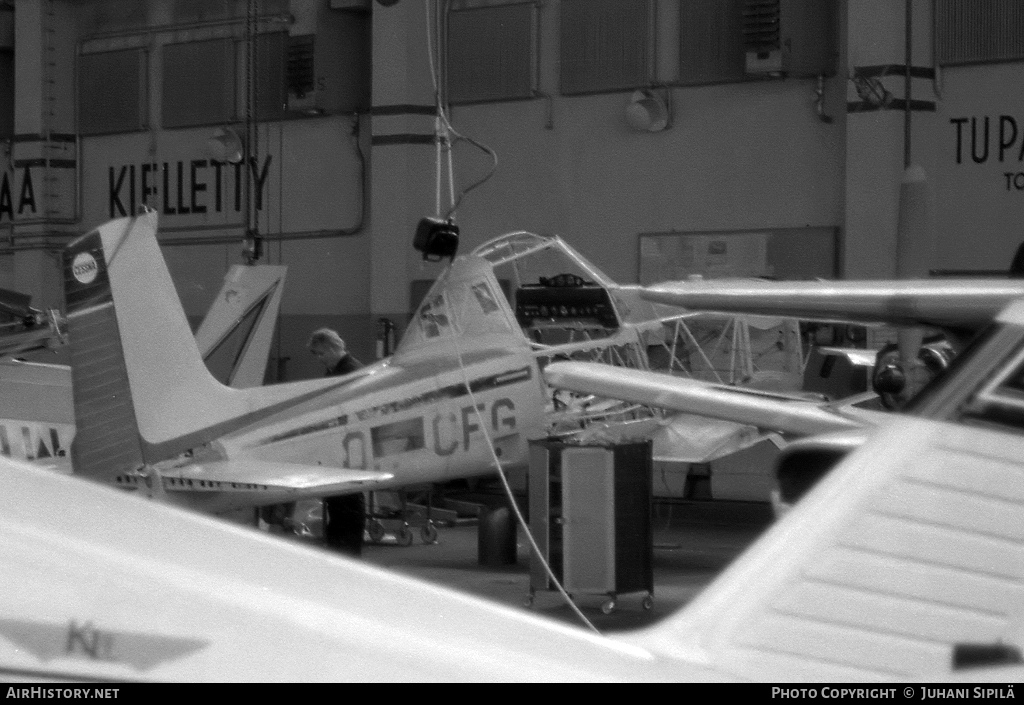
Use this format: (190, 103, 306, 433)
(621, 416, 1024, 681)
(162, 460, 394, 493)
(631, 278, 1024, 332)
(545, 360, 879, 436)
(0, 453, 696, 682)
(5, 406, 1024, 681)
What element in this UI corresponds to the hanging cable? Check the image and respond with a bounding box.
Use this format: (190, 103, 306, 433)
(251, 0, 260, 245)
(440, 295, 601, 635)
(423, 0, 499, 222)
(242, 0, 262, 263)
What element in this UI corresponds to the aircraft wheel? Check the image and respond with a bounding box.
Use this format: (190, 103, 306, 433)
(421, 522, 439, 544)
(367, 519, 386, 544)
(398, 525, 414, 546)
(523, 594, 534, 608)
(642, 595, 654, 611)
(601, 599, 616, 615)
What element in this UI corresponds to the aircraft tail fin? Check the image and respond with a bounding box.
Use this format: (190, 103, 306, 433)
(627, 417, 1024, 680)
(63, 218, 147, 482)
(62, 214, 309, 480)
(392, 253, 532, 366)
(195, 264, 286, 388)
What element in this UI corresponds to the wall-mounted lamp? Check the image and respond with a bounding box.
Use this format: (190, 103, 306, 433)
(205, 127, 244, 164)
(625, 90, 669, 133)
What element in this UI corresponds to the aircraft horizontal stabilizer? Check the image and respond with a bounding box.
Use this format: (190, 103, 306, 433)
(545, 361, 864, 436)
(165, 460, 394, 492)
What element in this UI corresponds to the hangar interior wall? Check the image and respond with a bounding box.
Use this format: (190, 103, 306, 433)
(2, 0, 1024, 382)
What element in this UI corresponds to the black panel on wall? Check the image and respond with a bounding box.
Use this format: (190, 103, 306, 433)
(162, 38, 236, 129)
(0, 51, 11, 139)
(447, 3, 536, 104)
(678, 0, 746, 85)
(560, 0, 653, 95)
(78, 49, 147, 136)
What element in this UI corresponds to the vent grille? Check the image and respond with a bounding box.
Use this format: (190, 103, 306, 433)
(742, 0, 781, 52)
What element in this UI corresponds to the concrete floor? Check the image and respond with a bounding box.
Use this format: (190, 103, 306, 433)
(355, 500, 772, 634)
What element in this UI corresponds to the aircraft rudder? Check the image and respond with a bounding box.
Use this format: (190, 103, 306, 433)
(63, 217, 145, 482)
(65, 213, 250, 467)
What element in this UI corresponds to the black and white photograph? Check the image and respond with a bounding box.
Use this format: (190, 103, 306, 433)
(0, 0, 1021, 687)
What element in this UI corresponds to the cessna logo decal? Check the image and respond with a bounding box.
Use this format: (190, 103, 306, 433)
(71, 253, 98, 284)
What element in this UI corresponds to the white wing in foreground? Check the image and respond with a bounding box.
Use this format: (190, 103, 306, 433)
(625, 417, 1024, 682)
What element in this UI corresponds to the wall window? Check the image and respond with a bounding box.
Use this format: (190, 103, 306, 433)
(162, 39, 236, 129)
(447, 3, 537, 104)
(172, 0, 290, 25)
(0, 3, 11, 140)
(78, 49, 148, 136)
(257, 32, 287, 121)
(560, 0, 653, 95)
(935, 0, 1024, 66)
(679, 0, 746, 85)
(371, 418, 426, 457)
(0, 51, 11, 140)
(77, 0, 148, 36)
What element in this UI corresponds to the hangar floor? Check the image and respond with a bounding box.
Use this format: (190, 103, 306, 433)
(352, 499, 772, 634)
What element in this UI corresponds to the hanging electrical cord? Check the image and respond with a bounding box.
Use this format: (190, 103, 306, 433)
(424, 4, 589, 626)
(243, 0, 262, 263)
(440, 295, 601, 635)
(424, 0, 499, 222)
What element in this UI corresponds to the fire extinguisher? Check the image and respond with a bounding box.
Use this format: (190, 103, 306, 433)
(376, 317, 396, 359)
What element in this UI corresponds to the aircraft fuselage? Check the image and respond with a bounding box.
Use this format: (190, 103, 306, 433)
(153, 351, 547, 513)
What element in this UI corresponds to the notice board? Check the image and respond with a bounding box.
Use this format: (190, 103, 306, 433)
(638, 227, 839, 284)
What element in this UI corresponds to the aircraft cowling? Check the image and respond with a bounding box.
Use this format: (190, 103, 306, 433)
(870, 338, 956, 409)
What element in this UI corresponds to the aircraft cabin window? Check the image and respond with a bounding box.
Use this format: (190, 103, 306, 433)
(471, 282, 500, 315)
(957, 332, 1024, 431)
(419, 295, 451, 339)
(371, 417, 426, 457)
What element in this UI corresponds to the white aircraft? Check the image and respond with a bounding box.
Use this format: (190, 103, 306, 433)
(0, 256, 285, 473)
(0, 287, 66, 359)
(635, 277, 1024, 334)
(542, 274, 1024, 508)
(60, 213, 696, 541)
(6, 294, 1024, 680)
(634, 276, 1024, 405)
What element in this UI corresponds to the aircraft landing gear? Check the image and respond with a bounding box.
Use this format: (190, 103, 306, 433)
(421, 521, 439, 544)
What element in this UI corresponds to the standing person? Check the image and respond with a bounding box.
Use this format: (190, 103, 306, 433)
(308, 327, 366, 556)
(307, 327, 365, 376)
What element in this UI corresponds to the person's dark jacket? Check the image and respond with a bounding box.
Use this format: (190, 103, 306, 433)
(329, 353, 364, 377)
